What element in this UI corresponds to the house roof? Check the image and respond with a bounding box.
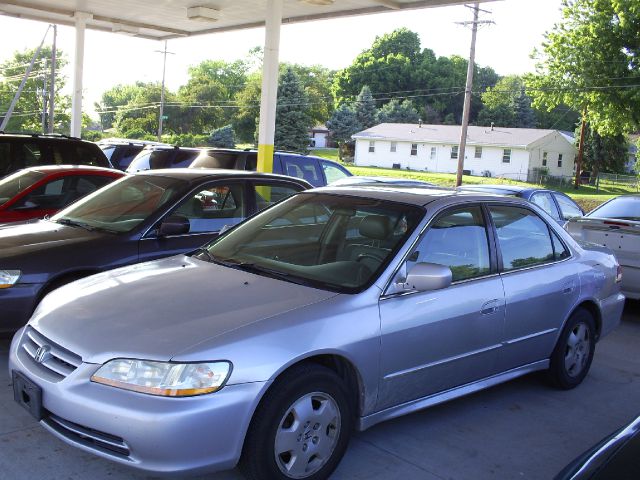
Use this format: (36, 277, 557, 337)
(352, 123, 572, 149)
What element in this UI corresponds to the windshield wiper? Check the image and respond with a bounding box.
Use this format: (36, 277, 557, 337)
(192, 248, 215, 262)
(55, 218, 96, 231)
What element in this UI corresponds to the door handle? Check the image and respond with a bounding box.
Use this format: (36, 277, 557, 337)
(481, 299, 500, 315)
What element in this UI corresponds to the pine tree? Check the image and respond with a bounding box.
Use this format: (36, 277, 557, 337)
(273, 67, 312, 152)
(376, 99, 420, 124)
(327, 104, 361, 160)
(208, 125, 235, 148)
(514, 88, 536, 128)
(354, 86, 377, 129)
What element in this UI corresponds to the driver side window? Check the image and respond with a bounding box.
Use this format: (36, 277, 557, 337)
(172, 183, 245, 233)
(409, 206, 491, 282)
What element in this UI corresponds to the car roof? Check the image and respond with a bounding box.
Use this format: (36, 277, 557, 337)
(0, 132, 93, 144)
(97, 138, 169, 147)
(23, 165, 123, 175)
(457, 184, 532, 194)
(138, 168, 312, 185)
(312, 184, 522, 207)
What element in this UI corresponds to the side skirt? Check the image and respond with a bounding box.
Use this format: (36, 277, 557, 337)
(358, 359, 549, 431)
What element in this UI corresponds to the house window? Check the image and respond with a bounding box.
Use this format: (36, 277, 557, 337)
(390, 142, 397, 153)
(558, 153, 563, 167)
(410, 143, 418, 156)
(474, 146, 482, 158)
(368, 141, 375, 153)
(430, 146, 436, 160)
(502, 148, 512, 163)
(450, 145, 459, 159)
(542, 151, 548, 167)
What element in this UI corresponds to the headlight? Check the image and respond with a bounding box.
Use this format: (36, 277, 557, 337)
(0, 270, 21, 289)
(91, 359, 232, 397)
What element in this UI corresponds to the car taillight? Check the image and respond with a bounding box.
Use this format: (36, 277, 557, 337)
(616, 265, 623, 283)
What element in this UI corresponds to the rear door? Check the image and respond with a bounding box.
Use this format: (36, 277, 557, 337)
(489, 204, 579, 371)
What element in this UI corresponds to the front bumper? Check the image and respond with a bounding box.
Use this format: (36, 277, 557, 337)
(0, 283, 41, 333)
(9, 327, 267, 476)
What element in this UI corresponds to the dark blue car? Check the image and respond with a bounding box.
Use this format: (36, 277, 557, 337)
(128, 147, 353, 187)
(457, 185, 584, 225)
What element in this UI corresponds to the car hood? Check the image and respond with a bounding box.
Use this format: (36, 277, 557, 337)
(30, 255, 339, 364)
(0, 220, 96, 260)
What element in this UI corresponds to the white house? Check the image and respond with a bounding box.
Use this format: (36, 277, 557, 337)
(352, 123, 578, 181)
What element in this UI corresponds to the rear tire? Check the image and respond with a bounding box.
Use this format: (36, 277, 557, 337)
(548, 308, 596, 389)
(239, 363, 353, 480)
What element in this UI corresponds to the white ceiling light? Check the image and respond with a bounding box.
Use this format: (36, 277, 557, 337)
(187, 6, 220, 22)
(112, 23, 140, 35)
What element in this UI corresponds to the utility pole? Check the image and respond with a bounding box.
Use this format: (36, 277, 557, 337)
(574, 107, 587, 189)
(156, 40, 174, 142)
(48, 24, 57, 133)
(455, 3, 493, 187)
(0, 24, 51, 131)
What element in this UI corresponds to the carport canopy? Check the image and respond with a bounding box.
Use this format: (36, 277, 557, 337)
(2, 0, 496, 172)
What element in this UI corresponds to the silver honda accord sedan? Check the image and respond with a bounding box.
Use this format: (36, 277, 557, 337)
(9, 186, 625, 479)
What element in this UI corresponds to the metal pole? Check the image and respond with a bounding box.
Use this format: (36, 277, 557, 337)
(574, 108, 587, 189)
(158, 40, 168, 141)
(70, 12, 92, 138)
(257, 0, 283, 173)
(48, 24, 56, 134)
(0, 25, 51, 131)
(455, 3, 479, 187)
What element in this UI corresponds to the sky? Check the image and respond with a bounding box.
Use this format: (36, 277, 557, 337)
(0, 0, 565, 117)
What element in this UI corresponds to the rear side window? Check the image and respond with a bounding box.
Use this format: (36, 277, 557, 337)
(0, 143, 10, 175)
(530, 192, 560, 220)
(321, 160, 350, 184)
(281, 156, 322, 186)
(252, 182, 304, 212)
(489, 206, 556, 271)
(18, 143, 44, 168)
(74, 145, 109, 167)
(553, 194, 583, 220)
(172, 150, 199, 168)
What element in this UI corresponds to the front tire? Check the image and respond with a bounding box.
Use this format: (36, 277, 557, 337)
(548, 308, 596, 389)
(239, 363, 353, 480)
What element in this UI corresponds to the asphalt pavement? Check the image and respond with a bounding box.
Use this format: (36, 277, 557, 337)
(1, 300, 638, 480)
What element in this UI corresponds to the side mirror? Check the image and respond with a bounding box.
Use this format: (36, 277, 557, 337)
(158, 215, 190, 237)
(405, 262, 452, 292)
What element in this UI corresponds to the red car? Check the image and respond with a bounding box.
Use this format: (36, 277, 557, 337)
(0, 165, 124, 224)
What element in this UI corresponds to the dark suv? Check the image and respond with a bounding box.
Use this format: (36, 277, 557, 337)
(126, 145, 202, 173)
(0, 133, 112, 178)
(97, 138, 168, 171)
(189, 149, 352, 186)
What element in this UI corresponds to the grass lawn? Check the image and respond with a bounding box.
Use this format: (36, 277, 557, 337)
(310, 148, 637, 211)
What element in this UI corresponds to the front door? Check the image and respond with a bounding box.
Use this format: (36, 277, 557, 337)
(378, 205, 505, 410)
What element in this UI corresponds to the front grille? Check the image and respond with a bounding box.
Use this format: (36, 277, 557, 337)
(21, 327, 82, 381)
(43, 413, 131, 459)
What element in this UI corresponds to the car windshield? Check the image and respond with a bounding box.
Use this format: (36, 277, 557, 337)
(199, 193, 424, 293)
(52, 175, 188, 233)
(0, 170, 46, 206)
(588, 196, 640, 221)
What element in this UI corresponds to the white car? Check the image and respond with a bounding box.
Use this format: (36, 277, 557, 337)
(566, 194, 639, 300)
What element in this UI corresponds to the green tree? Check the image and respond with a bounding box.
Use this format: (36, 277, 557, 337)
(95, 83, 147, 130)
(376, 99, 419, 124)
(282, 63, 334, 128)
(274, 67, 312, 152)
(234, 71, 261, 144)
(0, 46, 69, 133)
(525, 0, 640, 136)
(582, 126, 628, 176)
(208, 124, 235, 148)
(326, 104, 361, 159)
(354, 86, 377, 129)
